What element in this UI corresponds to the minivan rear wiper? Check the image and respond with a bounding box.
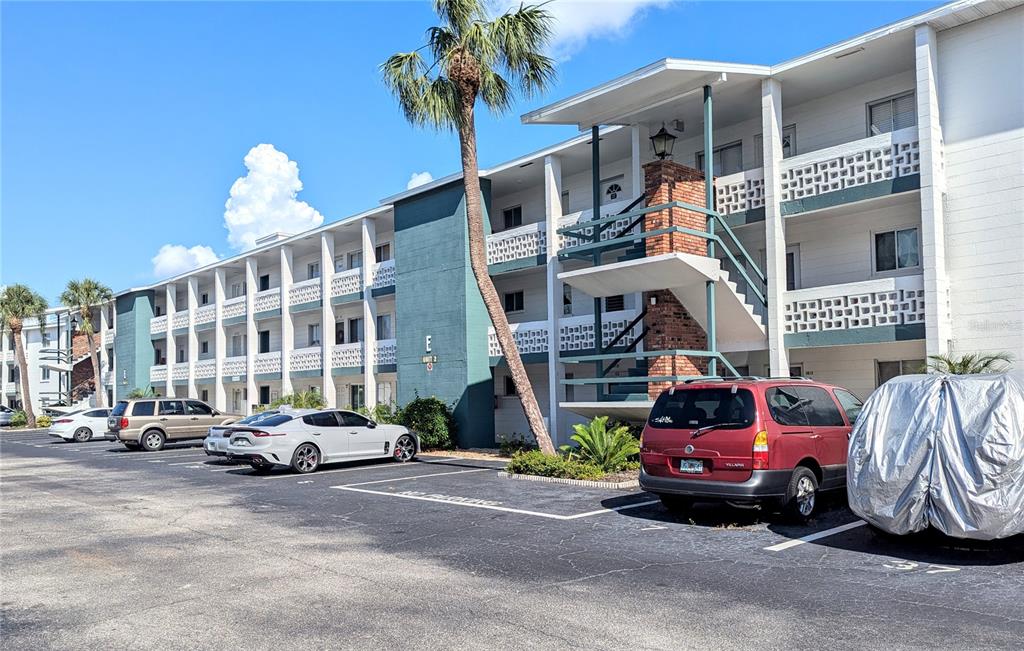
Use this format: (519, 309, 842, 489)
(690, 422, 747, 439)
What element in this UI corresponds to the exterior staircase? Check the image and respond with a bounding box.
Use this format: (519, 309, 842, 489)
(603, 358, 650, 401)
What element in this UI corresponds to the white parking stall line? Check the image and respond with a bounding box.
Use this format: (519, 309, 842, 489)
(763, 520, 868, 552)
(257, 457, 476, 480)
(340, 468, 490, 487)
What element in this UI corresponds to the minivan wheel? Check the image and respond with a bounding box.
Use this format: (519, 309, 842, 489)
(291, 443, 320, 474)
(659, 494, 693, 513)
(393, 435, 416, 463)
(73, 427, 92, 442)
(782, 467, 819, 522)
(140, 430, 166, 452)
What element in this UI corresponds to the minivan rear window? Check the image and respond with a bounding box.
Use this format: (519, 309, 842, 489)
(648, 388, 755, 430)
(111, 402, 129, 417)
(132, 401, 156, 416)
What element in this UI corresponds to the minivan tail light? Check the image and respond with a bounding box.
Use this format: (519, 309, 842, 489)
(752, 430, 769, 470)
(120, 417, 129, 429)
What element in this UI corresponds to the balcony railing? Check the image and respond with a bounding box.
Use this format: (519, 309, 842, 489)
(223, 356, 246, 377)
(371, 260, 396, 289)
(716, 127, 921, 216)
(223, 295, 246, 320)
(171, 363, 189, 381)
(289, 278, 321, 306)
(171, 310, 189, 331)
(331, 342, 362, 368)
(290, 346, 322, 372)
(150, 365, 167, 383)
(150, 315, 168, 335)
(487, 309, 641, 357)
(195, 359, 216, 379)
(101, 370, 112, 386)
(331, 268, 362, 297)
(195, 304, 216, 325)
(373, 339, 397, 366)
(783, 274, 925, 334)
(487, 222, 546, 265)
(255, 351, 282, 375)
(254, 288, 281, 314)
(103, 330, 115, 345)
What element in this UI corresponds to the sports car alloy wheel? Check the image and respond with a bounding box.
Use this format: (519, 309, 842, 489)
(292, 444, 320, 473)
(393, 435, 416, 462)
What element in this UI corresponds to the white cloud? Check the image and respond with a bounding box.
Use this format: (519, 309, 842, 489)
(151, 244, 220, 278)
(222, 144, 324, 251)
(406, 171, 434, 189)
(492, 0, 673, 60)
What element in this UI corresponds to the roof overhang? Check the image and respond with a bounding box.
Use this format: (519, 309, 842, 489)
(522, 59, 770, 129)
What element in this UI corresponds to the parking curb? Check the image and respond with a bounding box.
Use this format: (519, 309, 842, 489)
(498, 471, 639, 490)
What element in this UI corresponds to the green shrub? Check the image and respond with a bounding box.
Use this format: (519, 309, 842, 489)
(127, 386, 156, 399)
(506, 450, 605, 480)
(560, 416, 640, 472)
(497, 432, 537, 457)
(10, 411, 27, 427)
(36, 415, 52, 428)
(400, 395, 456, 450)
(358, 403, 400, 424)
(270, 390, 326, 410)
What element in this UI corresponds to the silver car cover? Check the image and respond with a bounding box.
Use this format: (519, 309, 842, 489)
(847, 373, 1024, 540)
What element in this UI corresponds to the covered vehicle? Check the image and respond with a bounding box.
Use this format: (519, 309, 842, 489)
(847, 373, 1024, 540)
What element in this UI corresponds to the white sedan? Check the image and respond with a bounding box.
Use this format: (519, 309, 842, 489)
(203, 409, 294, 457)
(225, 409, 419, 473)
(48, 408, 112, 442)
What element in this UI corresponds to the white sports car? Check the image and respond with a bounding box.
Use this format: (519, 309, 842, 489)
(225, 409, 419, 473)
(203, 409, 296, 457)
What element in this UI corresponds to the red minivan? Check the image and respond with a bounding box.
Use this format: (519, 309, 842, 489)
(639, 378, 863, 521)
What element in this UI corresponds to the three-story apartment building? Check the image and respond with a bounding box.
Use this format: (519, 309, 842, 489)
(61, 0, 1022, 447)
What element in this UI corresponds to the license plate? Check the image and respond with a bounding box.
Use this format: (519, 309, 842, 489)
(679, 459, 703, 474)
(232, 439, 249, 447)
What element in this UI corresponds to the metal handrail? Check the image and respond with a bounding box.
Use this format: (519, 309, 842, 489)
(601, 307, 648, 353)
(601, 326, 649, 377)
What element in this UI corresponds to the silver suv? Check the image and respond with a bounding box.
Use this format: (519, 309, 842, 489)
(106, 398, 241, 451)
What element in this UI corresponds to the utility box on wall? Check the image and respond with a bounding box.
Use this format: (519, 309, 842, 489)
(393, 179, 495, 448)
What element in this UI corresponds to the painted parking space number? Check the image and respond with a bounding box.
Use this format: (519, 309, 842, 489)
(883, 560, 960, 574)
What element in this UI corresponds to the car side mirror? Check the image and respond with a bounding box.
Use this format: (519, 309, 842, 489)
(367, 421, 377, 429)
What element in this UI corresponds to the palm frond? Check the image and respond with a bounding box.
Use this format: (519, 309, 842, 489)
(926, 352, 1013, 374)
(478, 67, 513, 114)
(433, 0, 483, 33)
(426, 25, 458, 63)
(491, 2, 555, 93)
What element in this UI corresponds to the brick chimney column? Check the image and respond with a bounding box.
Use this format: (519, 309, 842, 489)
(641, 160, 710, 397)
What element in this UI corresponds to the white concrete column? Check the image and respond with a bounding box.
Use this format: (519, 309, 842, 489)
(915, 24, 951, 359)
(186, 276, 199, 398)
(1, 327, 8, 405)
(165, 284, 176, 396)
(320, 232, 337, 407)
(361, 218, 378, 409)
(213, 268, 227, 411)
(280, 245, 294, 396)
(761, 78, 790, 376)
(630, 124, 644, 200)
(99, 303, 109, 377)
(543, 154, 565, 445)
(245, 258, 259, 415)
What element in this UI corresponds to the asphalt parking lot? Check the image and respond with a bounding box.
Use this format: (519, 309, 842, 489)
(2, 428, 1022, 650)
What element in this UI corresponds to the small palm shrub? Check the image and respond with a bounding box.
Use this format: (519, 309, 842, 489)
(926, 352, 1013, 374)
(36, 415, 52, 428)
(10, 411, 27, 427)
(561, 416, 640, 473)
(400, 396, 456, 450)
(270, 390, 327, 410)
(358, 403, 400, 424)
(506, 450, 604, 480)
(127, 387, 157, 399)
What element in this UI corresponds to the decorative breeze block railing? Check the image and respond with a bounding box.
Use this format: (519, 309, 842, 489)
(373, 339, 397, 366)
(103, 330, 115, 345)
(150, 365, 167, 383)
(171, 310, 189, 331)
(195, 305, 216, 325)
(487, 310, 640, 357)
(487, 222, 546, 265)
(715, 168, 765, 216)
(289, 278, 321, 306)
(331, 342, 363, 368)
(783, 275, 925, 334)
(371, 260, 396, 289)
(254, 351, 282, 374)
(222, 356, 246, 378)
(171, 363, 189, 381)
(150, 315, 168, 335)
(331, 268, 361, 297)
(194, 360, 216, 379)
(254, 289, 280, 313)
(223, 295, 246, 320)
(289, 347, 322, 372)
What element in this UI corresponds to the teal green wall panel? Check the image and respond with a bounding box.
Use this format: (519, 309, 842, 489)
(290, 369, 322, 379)
(254, 309, 281, 320)
(331, 292, 363, 306)
(195, 322, 215, 332)
(488, 255, 545, 276)
(254, 372, 282, 381)
(172, 328, 188, 337)
(332, 367, 362, 377)
(114, 291, 155, 400)
(394, 179, 495, 447)
(782, 175, 920, 216)
(223, 315, 247, 327)
(370, 286, 395, 298)
(289, 300, 321, 314)
(784, 323, 925, 349)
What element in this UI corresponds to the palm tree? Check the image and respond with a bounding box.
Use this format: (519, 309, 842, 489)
(382, 0, 557, 454)
(926, 352, 1014, 374)
(0, 285, 49, 428)
(60, 278, 114, 407)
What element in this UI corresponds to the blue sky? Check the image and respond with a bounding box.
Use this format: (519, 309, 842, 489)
(1, 0, 944, 304)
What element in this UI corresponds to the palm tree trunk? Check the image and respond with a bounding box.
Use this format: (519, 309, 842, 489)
(456, 94, 556, 456)
(86, 329, 105, 408)
(12, 324, 37, 428)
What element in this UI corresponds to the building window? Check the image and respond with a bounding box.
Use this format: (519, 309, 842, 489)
(876, 359, 925, 386)
(347, 251, 362, 270)
(350, 385, 365, 410)
(786, 246, 800, 291)
(200, 389, 209, 402)
(502, 206, 523, 230)
(562, 285, 572, 316)
(754, 125, 797, 166)
(201, 293, 209, 305)
(308, 323, 321, 347)
(376, 314, 393, 340)
(259, 274, 271, 292)
(868, 92, 916, 136)
(503, 291, 524, 313)
(377, 382, 393, 406)
(348, 318, 363, 344)
(503, 376, 517, 397)
(375, 243, 391, 263)
(565, 372, 574, 402)
(259, 386, 271, 405)
(230, 282, 246, 299)
(154, 306, 162, 317)
(41, 367, 50, 381)
(696, 141, 743, 176)
(874, 227, 920, 273)
(231, 334, 244, 357)
(560, 190, 570, 213)
(177, 349, 185, 363)
(605, 295, 625, 312)
(307, 262, 320, 280)
(258, 330, 270, 354)
(201, 341, 209, 354)
(600, 176, 624, 205)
